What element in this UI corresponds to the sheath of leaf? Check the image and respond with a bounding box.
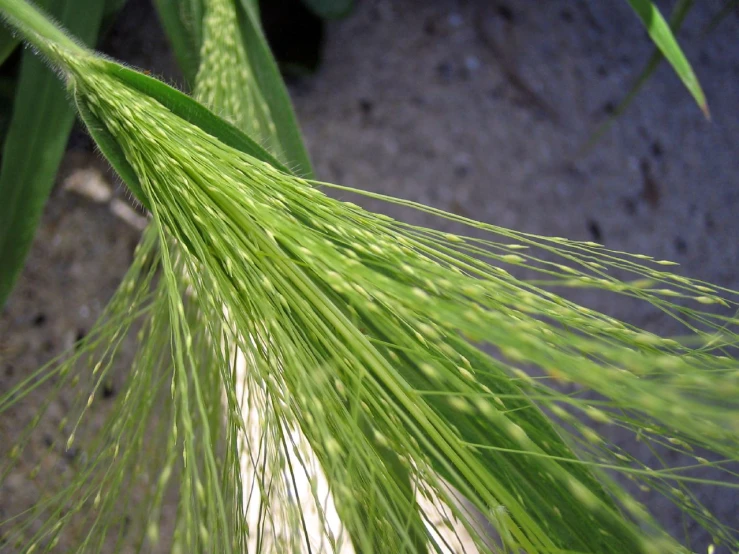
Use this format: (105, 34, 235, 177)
(0, 1, 737, 552)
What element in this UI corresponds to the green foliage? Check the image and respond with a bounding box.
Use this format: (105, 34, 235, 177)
(0, 1, 736, 553)
(103, 0, 130, 20)
(153, 0, 313, 175)
(152, 0, 204, 85)
(0, 27, 19, 66)
(0, 0, 129, 309)
(626, 0, 709, 116)
(0, 0, 106, 308)
(74, 56, 287, 210)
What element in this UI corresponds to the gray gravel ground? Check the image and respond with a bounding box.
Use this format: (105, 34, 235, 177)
(1, 0, 737, 551)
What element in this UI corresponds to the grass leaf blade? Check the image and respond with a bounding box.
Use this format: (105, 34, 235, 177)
(104, 0, 129, 18)
(0, 27, 18, 66)
(0, 0, 106, 308)
(152, 0, 203, 86)
(626, 0, 709, 117)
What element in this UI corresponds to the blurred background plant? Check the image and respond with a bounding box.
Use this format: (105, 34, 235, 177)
(0, 0, 737, 553)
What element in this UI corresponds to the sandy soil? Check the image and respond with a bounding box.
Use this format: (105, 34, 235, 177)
(1, 0, 737, 551)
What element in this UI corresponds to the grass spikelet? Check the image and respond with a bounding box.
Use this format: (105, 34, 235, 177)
(1, 1, 738, 552)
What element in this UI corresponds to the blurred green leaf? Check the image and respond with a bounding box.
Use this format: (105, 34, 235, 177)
(618, 0, 695, 117)
(152, 0, 204, 87)
(102, 0, 129, 30)
(0, 0, 106, 309)
(0, 27, 19, 66)
(301, 0, 354, 20)
(0, 55, 18, 141)
(104, 0, 129, 17)
(626, 0, 709, 117)
(241, 0, 258, 18)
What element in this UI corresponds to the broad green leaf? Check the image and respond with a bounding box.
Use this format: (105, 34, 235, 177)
(301, 0, 354, 20)
(242, 0, 258, 19)
(0, 74, 16, 142)
(0, 27, 19, 66)
(152, 0, 204, 86)
(101, 0, 129, 32)
(104, 0, 129, 18)
(0, 0, 106, 309)
(626, 0, 709, 117)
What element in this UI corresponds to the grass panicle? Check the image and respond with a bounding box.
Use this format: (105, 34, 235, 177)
(0, 1, 737, 552)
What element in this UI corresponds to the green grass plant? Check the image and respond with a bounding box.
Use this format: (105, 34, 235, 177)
(0, 1, 736, 552)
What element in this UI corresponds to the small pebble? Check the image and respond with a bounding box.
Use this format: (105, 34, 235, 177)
(64, 168, 112, 203)
(110, 199, 148, 231)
